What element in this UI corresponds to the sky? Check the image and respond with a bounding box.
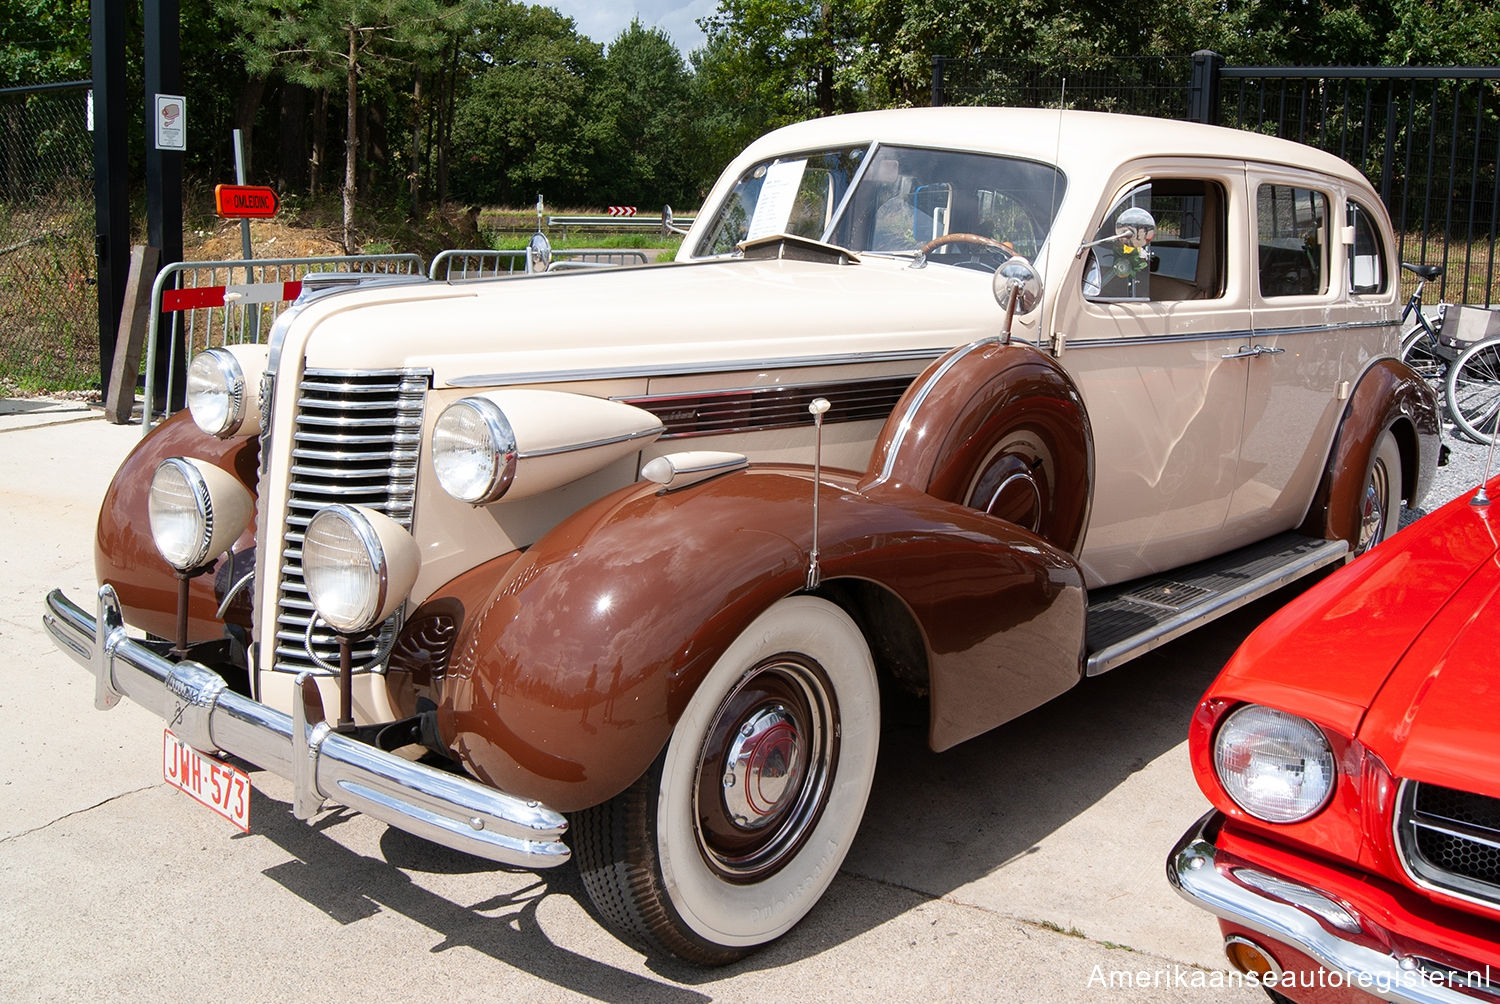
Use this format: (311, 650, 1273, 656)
(544, 1, 715, 56)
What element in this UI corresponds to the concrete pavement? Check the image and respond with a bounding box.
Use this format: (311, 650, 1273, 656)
(0, 401, 1265, 1002)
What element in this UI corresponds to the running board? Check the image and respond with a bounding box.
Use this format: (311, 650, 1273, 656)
(1084, 532, 1349, 677)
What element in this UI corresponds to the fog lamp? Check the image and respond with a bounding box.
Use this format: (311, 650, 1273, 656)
(303, 504, 419, 635)
(148, 457, 253, 572)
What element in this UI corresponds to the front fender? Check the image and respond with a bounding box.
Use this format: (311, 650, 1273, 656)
(95, 411, 259, 642)
(1299, 358, 1441, 547)
(437, 466, 1085, 812)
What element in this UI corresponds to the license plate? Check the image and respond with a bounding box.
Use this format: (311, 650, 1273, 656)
(162, 730, 251, 832)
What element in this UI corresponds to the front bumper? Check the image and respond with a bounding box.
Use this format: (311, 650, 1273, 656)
(43, 585, 569, 868)
(1169, 812, 1496, 1003)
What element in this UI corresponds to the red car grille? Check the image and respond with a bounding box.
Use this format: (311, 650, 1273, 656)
(1396, 781, 1500, 909)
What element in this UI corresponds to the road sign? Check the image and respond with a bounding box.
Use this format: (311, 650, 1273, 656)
(607, 206, 637, 217)
(155, 94, 185, 151)
(214, 184, 280, 219)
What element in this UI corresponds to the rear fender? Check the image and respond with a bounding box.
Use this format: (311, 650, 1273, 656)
(436, 465, 1085, 812)
(1299, 358, 1441, 547)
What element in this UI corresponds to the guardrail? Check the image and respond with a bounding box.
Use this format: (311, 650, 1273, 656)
(546, 213, 695, 237)
(140, 253, 425, 435)
(430, 248, 651, 280)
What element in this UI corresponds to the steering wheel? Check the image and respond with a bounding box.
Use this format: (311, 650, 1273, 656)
(918, 233, 1012, 255)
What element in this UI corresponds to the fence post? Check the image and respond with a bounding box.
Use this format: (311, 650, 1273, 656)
(1188, 50, 1223, 124)
(931, 56, 947, 108)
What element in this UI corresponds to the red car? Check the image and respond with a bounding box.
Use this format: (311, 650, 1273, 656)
(1171, 473, 1500, 1003)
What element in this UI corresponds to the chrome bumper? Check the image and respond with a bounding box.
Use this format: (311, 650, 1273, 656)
(1169, 812, 1487, 1004)
(43, 585, 569, 868)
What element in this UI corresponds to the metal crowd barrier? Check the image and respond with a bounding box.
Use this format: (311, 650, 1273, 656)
(141, 253, 424, 436)
(429, 248, 651, 280)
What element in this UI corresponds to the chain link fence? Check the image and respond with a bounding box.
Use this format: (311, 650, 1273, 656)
(0, 81, 96, 393)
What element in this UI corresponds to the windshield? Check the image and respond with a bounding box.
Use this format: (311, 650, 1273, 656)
(694, 144, 1066, 271)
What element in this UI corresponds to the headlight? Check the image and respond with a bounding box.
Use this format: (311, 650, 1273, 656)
(1213, 705, 1335, 823)
(432, 398, 516, 504)
(148, 457, 254, 571)
(303, 504, 420, 634)
(186, 345, 268, 438)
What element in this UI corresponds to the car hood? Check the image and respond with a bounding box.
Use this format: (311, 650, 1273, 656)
(1211, 485, 1500, 745)
(1358, 513, 1500, 796)
(285, 254, 1014, 381)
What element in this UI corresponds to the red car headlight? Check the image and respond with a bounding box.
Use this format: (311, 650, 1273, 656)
(1213, 704, 1336, 823)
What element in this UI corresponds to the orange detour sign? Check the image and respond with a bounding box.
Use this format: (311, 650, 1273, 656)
(214, 184, 280, 219)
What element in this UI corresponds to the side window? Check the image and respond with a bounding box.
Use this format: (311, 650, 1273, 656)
(1257, 184, 1329, 297)
(1083, 179, 1226, 302)
(1347, 200, 1389, 294)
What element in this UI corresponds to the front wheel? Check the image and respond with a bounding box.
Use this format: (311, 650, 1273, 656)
(573, 596, 880, 964)
(1445, 337, 1500, 444)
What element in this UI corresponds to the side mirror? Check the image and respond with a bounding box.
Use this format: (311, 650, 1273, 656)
(661, 204, 689, 237)
(1115, 206, 1156, 248)
(526, 231, 552, 274)
(992, 255, 1043, 344)
(1076, 206, 1158, 256)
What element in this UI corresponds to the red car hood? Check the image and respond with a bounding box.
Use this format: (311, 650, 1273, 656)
(1359, 528, 1500, 796)
(1212, 483, 1500, 747)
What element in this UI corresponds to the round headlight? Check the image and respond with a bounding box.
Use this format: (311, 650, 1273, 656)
(148, 457, 254, 571)
(1213, 705, 1336, 823)
(186, 345, 267, 438)
(432, 398, 517, 504)
(303, 505, 419, 634)
(186, 349, 247, 437)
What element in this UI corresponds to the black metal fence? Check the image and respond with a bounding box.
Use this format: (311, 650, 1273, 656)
(0, 81, 98, 392)
(932, 55, 1500, 307)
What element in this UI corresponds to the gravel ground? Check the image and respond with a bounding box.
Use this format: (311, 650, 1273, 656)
(1400, 421, 1500, 528)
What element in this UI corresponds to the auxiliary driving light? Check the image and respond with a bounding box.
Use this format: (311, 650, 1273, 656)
(147, 457, 254, 572)
(303, 504, 419, 635)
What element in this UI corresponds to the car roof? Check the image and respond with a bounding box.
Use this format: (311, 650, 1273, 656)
(736, 107, 1367, 187)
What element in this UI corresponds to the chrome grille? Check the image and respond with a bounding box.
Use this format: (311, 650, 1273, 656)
(272, 368, 428, 676)
(1396, 780, 1500, 909)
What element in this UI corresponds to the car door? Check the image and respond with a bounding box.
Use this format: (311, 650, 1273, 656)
(1230, 169, 1384, 538)
(1052, 163, 1254, 588)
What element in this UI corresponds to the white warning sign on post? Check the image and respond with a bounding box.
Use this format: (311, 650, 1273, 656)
(155, 94, 186, 151)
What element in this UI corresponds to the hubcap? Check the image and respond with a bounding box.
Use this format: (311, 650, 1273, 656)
(693, 659, 836, 882)
(722, 704, 805, 829)
(1358, 460, 1389, 552)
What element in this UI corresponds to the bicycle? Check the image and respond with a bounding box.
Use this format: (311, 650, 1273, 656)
(1397, 262, 1448, 385)
(1446, 331, 1500, 444)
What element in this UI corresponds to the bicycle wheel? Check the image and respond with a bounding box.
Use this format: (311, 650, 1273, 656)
(1445, 336, 1500, 444)
(1399, 319, 1447, 385)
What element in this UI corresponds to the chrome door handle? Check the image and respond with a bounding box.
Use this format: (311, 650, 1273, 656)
(1221, 344, 1285, 359)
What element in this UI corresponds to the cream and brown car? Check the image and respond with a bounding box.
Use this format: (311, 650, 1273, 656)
(44, 107, 1440, 963)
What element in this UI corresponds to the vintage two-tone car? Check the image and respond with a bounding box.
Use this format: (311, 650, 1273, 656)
(1170, 469, 1500, 1002)
(45, 107, 1439, 963)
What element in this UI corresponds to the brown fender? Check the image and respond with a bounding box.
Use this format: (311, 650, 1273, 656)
(1298, 358, 1441, 548)
(95, 411, 260, 643)
(861, 338, 1093, 555)
(435, 465, 1085, 813)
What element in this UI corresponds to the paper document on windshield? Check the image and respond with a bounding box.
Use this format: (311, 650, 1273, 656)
(745, 160, 808, 242)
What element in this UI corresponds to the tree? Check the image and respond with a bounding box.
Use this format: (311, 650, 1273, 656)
(448, 4, 603, 207)
(587, 21, 700, 206)
(222, 0, 470, 249)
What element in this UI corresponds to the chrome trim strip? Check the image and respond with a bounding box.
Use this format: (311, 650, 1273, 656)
(519, 424, 665, 460)
(1086, 537, 1348, 676)
(446, 347, 948, 388)
(43, 586, 569, 867)
(1068, 318, 1399, 351)
(873, 337, 999, 487)
(1170, 812, 1485, 1004)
